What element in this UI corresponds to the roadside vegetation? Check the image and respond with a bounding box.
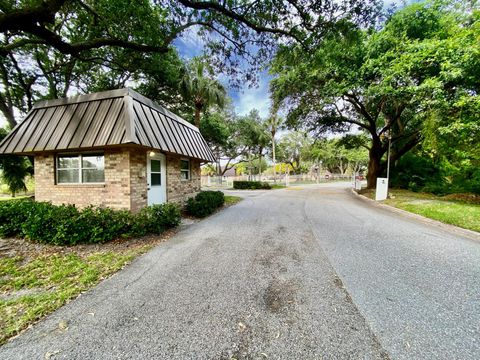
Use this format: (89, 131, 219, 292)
(0, 0, 478, 350)
(0, 200, 182, 343)
(233, 181, 271, 190)
(224, 195, 242, 206)
(186, 191, 225, 218)
(0, 235, 173, 345)
(0, 190, 237, 344)
(359, 189, 480, 233)
(0, 200, 181, 245)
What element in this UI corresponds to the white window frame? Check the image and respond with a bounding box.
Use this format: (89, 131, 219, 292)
(56, 153, 105, 184)
(180, 159, 191, 181)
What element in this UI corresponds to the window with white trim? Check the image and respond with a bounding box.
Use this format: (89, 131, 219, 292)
(150, 159, 162, 186)
(180, 159, 190, 180)
(57, 154, 105, 184)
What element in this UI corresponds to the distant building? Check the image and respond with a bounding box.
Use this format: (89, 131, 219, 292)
(222, 166, 237, 177)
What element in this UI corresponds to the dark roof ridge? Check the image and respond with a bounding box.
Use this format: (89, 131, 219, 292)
(33, 88, 128, 109)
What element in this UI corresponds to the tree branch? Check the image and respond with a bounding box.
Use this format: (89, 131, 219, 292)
(0, 0, 68, 33)
(177, 0, 304, 43)
(344, 93, 376, 132)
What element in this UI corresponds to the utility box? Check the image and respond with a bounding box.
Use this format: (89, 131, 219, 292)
(375, 177, 388, 201)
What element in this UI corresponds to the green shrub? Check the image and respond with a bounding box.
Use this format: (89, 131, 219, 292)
(21, 202, 83, 244)
(74, 207, 133, 244)
(139, 203, 181, 234)
(0, 199, 34, 237)
(186, 191, 225, 218)
(0, 200, 181, 245)
(261, 182, 272, 189)
(233, 181, 271, 190)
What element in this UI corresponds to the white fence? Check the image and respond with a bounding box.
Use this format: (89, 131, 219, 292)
(201, 173, 353, 188)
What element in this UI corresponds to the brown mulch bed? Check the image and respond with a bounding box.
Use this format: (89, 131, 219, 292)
(0, 229, 178, 261)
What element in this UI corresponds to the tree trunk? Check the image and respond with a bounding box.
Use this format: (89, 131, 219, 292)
(0, 97, 16, 128)
(194, 105, 202, 128)
(367, 146, 383, 188)
(258, 154, 262, 177)
(217, 149, 222, 185)
(272, 137, 276, 183)
(248, 152, 252, 181)
(339, 158, 345, 175)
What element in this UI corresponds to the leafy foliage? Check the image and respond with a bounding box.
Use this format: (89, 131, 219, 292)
(233, 181, 271, 190)
(0, 129, 33, 196)
(137, 203, 182, 235)
(200, 108, 270, 176)
(179, 58, 226, 127)
(185, 191, 225, 217)
(0, 1, 381, 87)
(389, 153, 445, 194)
(270, 1, 480, 188)
(234, 158, 268, 176)
(275, 131, 313, 174)
(309, 138, 369, 175)
(0, 200, 181, 245)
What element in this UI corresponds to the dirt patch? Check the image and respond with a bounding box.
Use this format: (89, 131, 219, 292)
(263, 279, 298, 313)
(0, 229, 177, 261)
(0, 287, 51, 301)
(255, 245, 301, 268)
(443, 193, 480, 204)
(333, 277, 344, 289)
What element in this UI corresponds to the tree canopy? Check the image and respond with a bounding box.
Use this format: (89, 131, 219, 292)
(270, 0, 480, 188)
(179, 58, 226, 128)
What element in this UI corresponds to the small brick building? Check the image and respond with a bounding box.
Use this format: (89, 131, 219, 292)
(0, 89, 215, 211)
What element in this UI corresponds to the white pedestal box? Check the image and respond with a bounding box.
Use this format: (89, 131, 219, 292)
(375, 177, 388, 201)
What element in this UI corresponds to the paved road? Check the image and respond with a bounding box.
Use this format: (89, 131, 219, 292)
(1, 184, 479, 359)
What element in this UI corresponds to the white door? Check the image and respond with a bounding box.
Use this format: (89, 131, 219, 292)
(147, 152, 166, 205)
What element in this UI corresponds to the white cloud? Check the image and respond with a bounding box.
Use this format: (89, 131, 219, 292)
(175, 26, 206, 59)
(232, 72, 272, 118)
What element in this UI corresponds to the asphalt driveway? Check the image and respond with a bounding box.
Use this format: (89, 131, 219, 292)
(1, 183, 479, 359)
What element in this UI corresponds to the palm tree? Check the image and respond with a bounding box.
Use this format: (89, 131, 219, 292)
(265, 114, 283, 182)
(179, 58, 226, 128)
(0, 129, 33, 197)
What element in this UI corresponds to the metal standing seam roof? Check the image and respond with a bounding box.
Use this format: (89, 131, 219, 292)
(0, 88, 215, 162)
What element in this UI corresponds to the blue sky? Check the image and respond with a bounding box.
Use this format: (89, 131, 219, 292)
(174, 34, 273, 118)
(173, 0, 415, 120)
(179, 0, 414, 119)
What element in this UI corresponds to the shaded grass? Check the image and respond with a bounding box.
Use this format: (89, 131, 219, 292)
(224, 195, 242, 206)
(0, 196, 30, 201)
(0, 246, 154, 345)
(359, 189, 480, 232)
(0, 177, 35, 196)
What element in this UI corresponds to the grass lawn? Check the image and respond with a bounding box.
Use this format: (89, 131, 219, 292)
(0, 196, 31, 201)
(359, 189, 480, 232)
(0, 234, 173, 345)
(224, 195, 242, 206)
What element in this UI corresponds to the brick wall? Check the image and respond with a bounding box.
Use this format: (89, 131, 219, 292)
(35, 147, 146, 211)
(34, 148, 201, 210)
(166, 154, 201, 204)
(129, 148, 148, 212)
